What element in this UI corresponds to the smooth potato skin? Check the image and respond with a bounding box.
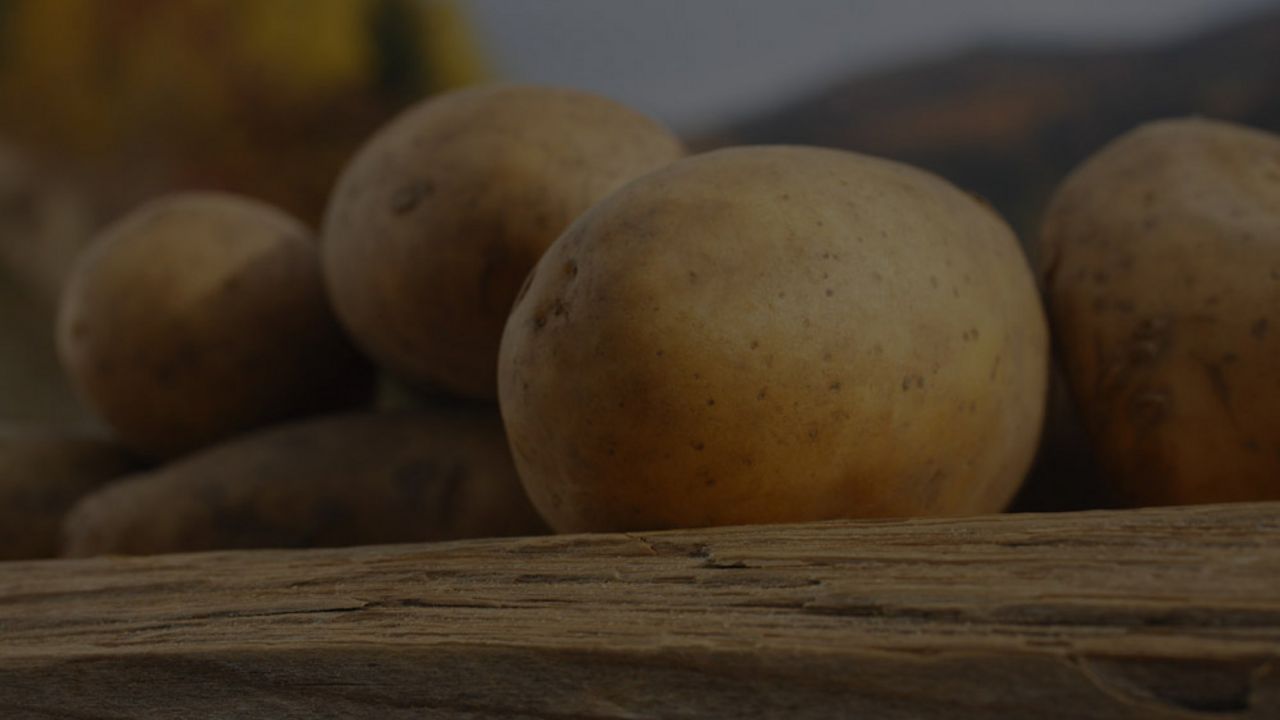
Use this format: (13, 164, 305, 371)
(1040, 118, 1280, 505)
(322, 84, 684, 400)
(499, 146, 1049, 532)
(57, 192, 373, 459)
(61, 409, 547, 557)
(0, 430, 139, 560)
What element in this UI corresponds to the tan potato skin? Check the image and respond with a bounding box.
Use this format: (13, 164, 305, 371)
(1039, 118, 1280, 505)
(61, 409, 547, 557)
(57, 192, 373, 459)
(0, 430, 139, 560)
(322, 84, 684, 400)
(499, 146, 1049, 532)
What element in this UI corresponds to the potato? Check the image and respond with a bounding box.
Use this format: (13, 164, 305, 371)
(62, 408, 547, 557)
(499, 146, 1049, 532)
(57, 192, 374, 458)
(0, 429, 139, 560)
(1039, 118, 1280, 505)
(322, 84, 684, 400)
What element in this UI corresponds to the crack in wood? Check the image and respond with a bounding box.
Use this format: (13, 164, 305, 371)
(1, 503, 1278, 717)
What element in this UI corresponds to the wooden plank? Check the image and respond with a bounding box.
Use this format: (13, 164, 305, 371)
(1, 502, 1279, 719)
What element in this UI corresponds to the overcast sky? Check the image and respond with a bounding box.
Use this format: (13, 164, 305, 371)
(465, 0, 1279, 133)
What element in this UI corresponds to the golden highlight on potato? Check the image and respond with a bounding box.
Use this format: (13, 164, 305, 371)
(57, 192, 373, 459)
(1040, 118, 1280, 505)
(322, 84, 684, 400)
(499, 146, 1049, 532)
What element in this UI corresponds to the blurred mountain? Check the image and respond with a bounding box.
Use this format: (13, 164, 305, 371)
(700, 7, 1280, 255)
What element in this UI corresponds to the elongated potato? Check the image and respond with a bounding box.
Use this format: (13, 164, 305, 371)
(1040, 118, 1280, 505)
(62, 408, 546, 557)
(0, 430, 139, 560)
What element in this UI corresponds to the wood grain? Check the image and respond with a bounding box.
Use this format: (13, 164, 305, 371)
(2, 502, 1279, 719)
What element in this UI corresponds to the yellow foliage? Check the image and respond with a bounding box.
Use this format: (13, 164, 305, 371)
(0, 0, 489, 155)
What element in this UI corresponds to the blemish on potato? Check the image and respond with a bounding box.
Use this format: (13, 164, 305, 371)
(691, 441, 705, 451)
(1130, 390, 1170, 429)
(1202, 361, 1235, 415)
(1128, 340, 1158, 364)
(1252, 318, 1269, 339)
(390, 180, 433, 215)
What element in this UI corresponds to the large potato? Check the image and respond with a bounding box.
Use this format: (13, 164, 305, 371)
(0, 429, 138, 560)
(62, 408, 547, 557)
(57, 192, 373, 458)
(1039, 118, 1280, 505)
(499, 146, 1049, 532)
(322, 84, 684, 400)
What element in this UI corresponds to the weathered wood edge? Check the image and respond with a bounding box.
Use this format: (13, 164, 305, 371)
(2, 503, 1279, 719)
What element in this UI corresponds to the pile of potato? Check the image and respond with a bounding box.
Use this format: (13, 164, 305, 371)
(4, 83, 1278, 560)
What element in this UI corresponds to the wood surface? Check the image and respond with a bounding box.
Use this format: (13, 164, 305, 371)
(1, 502, 1278, 719)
